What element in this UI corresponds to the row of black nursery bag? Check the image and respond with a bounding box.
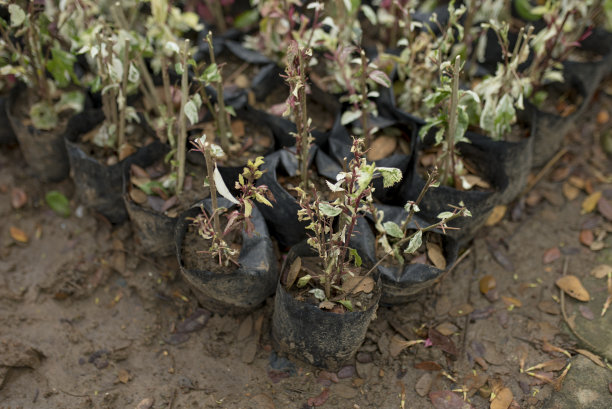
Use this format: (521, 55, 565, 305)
(3, 4, 612, 370)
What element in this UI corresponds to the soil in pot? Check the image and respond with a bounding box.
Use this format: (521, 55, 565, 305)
(272, 241, 381, 370)
(6, 87, 80, 182)
(176, 197, 278, 315)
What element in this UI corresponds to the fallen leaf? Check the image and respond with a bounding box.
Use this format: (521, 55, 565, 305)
(501, 296, 522, 308)
(428, 327, 458, 356)
(319, 300, 335, 310)
(479, 275, 496, 294)
(129, 188, 147, 204)
(284, 257, 301, 288)
(490, 387, 513, 409)
(542, 247, 561, 264)
(415, 373, 433, 397)
(590, 264, 612, 279)
(449, 303, 474, 317)
(578, 305, 594, 320)
(525, 358, 567, 372)
(231, 120, 245, 138)
(485, 205, 507, 226)
(579, 230, 594, 246)
(575, 349, 605, 368)
(389, 335, 423, 358)
(11, 187, 27, 209)
(562, 182, 580, 201)
(414, 361, 443, 371)
(598, 197, 612, 221)
(342, 276, 375, 294)
(568, 176, 585, 189)
(136, 398, 154, 409)
(581, 191, 602, 214)
(10, 226, 28, 243)
(538, 300, 559, 315)
(435, 322, 459, 336)
(556, 275, 590, 301)
(236, 315, 253, 341)
(367, 134, 397, 161)
(429, 390, 474, 409)
(307, 388, 329, 407)
(488, 244, 514, 272)
(590, 241, 605, 251)
(596, 109, 609, 124)
(130, 164, 149, 178)
(427, 242, 446, 270)
(117, 369, 130, 384)
(175, 309, 211, 333)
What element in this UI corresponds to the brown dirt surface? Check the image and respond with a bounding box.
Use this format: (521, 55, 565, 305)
(1, 81, 611, 408)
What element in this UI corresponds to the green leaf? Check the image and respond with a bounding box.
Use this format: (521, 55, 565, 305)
(349, 248, 362, 267)
(437, 211, 454, 220)
(338, 299, 354, 311)
(383, 221, 404, 239)
(45, 191, 70, 217)
(361, 5, 377, 25)
(30, 101, 59, 131)
(319, 203, 342, 217)
(341, 109, 362, 125)
(404, 230, 423, 254)
(9, 4, 25, 27)
(234, 9, 259, 29)
(46, 48, 78, 88)
(175, 62, 184, 75)
(201, 63, 221, 83)
(369, 69, 391, 88)
(377, 167, 402, 188)
(225, 105, 236, 117)
(56, 91, 85, 114)
(128, 63, 140, 83)
(297, 274, 312, 288)
(309, 288, 326, 301)
(184, 100, 199, 125)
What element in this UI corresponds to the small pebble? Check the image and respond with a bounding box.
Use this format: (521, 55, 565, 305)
(337, 365, 355, 379)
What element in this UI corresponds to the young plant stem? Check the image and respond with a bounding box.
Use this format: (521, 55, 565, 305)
(203, 147, 221, 236)
(176, 40, 189, 195)
(161, 55, 174, 143)
(204, 0, 227, 32)
(400, 169, 438, 232)
(111, 2, 163, 118)
(297, 49, 310, 189)
(117, 38, 129, 150)
(206, 32, 232, 153)
(104, 36, 119, 131)
(27, 18, 50, 104)
(389, 0, 398, 47)
(443, 56, 461, 186)
(359, 50, 371, 147)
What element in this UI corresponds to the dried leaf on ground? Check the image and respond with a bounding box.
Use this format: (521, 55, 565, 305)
(525, 357, 567, 372)
(129, 188, 147, 204)
(136, 398, 154, 409)
(598, 197, 612, 221)
(538, 300, 560, 315)
(414, 361, 443, 371)
(449, 303, 474, 317)
(542, 247, 561, 264)
(490, 387, 513, 409)
(501, 296, 522, 308)
(488, 245, 514, 272)
(428, 327, 458, 356)
(479, 275, 496, 294)
(579, 230, 594, 246)
(342, 276, 374, 294)
(581, 191, 602, 214)
(596, 109, 609, 124)
(485, 205, 506, 226)
(9, 226, 28, 243)
(556, 275, 590, 301)
(429, 390, 474, 409)
(575, 349, 605, 367)
(590, 264, 612, 278)
(117, 369, 130, 384)
(436, 322, 459, 336)
(427, 242, 446, 269)
(389, 334, 423, 358)
(578, 305, 595, 320)
(307, 388, 329, 407)
(415, 373, 433, 397)
(562, 182, 580, 201)
(10, 187, 27, 209)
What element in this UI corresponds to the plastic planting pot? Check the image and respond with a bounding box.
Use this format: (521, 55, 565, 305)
(175, 197, 278, 315)
(5, 87, 71, 182)
(0, 96, 17, 145)
(271, 241, 381, 370)
(64, 110, 167, 224)
(349, 210, 459, 304)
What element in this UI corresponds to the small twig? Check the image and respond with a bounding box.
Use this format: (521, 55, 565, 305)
(520, 147, 568, 197)
(167, 388, 177, 409)
(559, 257, 598, 350)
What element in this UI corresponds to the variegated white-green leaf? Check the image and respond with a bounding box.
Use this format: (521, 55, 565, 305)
(326, 180, 345, 192)
(319, 203, 342, 217)
(404, 230, 422, 254)
(128, 63, 139, 83)
(184, 100, 199, 125)
(404, 201, 420, 213)
(309, 288, 326, 301)
(383, 221, 403, 239)
(9, 4, 25, 27)
(377, 167, 402, 188)
(437, 211, 454, 220)
(213, 165, 239, 204)
(210, 144, 225, 158)
(297, 274, 312, 288)
(341, 109, 362, 125)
